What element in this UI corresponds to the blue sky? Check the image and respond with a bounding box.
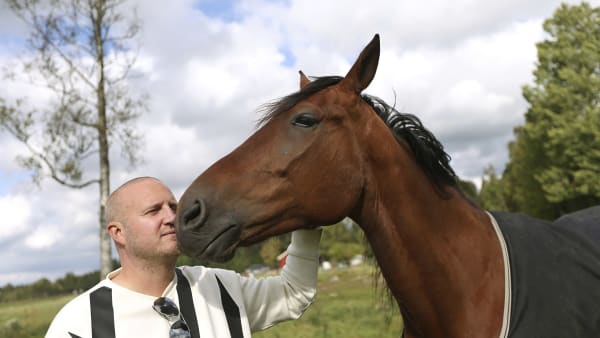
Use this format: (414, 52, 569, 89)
(1, 0, 599, 286)
(194, 0, 240, 21)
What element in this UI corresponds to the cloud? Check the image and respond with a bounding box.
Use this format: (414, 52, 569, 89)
(0, 136, 29, 174)
(25, 225, 60, 250)
(0, 183, 100, 284)
(0, 195, 30, 240)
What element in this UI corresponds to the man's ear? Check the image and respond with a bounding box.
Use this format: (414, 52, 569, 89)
(107, 221, 126, 246)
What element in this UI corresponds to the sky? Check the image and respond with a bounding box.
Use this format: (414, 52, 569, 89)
(1, 0, 598, 286)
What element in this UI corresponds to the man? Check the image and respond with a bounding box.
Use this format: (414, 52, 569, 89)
(46, 176, 322, 338)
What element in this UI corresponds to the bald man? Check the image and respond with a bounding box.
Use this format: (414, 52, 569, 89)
(46, 177, 322, 338)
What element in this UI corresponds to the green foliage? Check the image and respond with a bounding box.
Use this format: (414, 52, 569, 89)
(326, 242, 364, 262)
(259, 237, 285, 268)
(479, 166, 509, 211)
(321, 220, 367, 263)
(503, 2, 600, 219)
(0, 271, 99, 303)
(458, 179, 478, 202)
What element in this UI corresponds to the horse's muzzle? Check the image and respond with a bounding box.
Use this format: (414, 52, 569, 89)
(175, 197, 242, 261)
(179, 198, 208, 231)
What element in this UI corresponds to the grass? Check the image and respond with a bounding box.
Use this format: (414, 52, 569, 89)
(0, 265, 403, 337)
(255, 265, 403, 338)
(0, 294, 72, 338)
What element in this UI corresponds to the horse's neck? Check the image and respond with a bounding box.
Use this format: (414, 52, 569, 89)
(354, 158, 504, 337)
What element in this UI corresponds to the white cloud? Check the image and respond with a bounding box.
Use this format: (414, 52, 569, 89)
(25, 224, 60, 250)
(446, 80, 513, 114)
(184, 59, 242, 108)
(0, 195, 30, 239)
(0, 136, 29, 174)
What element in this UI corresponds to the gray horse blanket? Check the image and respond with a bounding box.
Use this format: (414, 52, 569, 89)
(491, 206, 600, 338)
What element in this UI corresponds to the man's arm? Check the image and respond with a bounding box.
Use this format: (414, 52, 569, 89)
(239, 228, 322, 331)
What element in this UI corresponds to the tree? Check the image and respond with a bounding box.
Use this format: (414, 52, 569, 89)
(259, 236, 285, 268)
(321, 220, 366, 263)
(478, 165, 508, 212)
(0, 0, 146, 278)
(503, 2, 600, 219)
(457, 178, 479, 204)
(30, 277, 54, 297)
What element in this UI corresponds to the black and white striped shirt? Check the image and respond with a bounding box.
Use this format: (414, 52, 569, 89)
(46, 229, 321, 338)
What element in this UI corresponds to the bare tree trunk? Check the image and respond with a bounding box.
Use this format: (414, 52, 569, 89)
(92, 0, 113, 278)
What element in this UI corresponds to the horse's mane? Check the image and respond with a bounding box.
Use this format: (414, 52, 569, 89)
(361, 94, 458, 191)
(257, 76, 459, 191)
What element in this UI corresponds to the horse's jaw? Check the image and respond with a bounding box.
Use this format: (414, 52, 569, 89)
(176, 220, 242, 262)
(175, 197, 243, 262)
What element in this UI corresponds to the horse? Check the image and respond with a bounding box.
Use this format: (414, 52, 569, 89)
(175, 35, 600, 337)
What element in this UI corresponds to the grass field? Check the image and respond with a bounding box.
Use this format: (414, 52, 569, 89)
(0, 294, 73, 338)
(0, 265, 403, 337)
(255, 265, 403, 338)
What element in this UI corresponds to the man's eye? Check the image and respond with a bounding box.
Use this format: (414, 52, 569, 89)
(143, 207, 161, 215)
(291, 113, 319, 128)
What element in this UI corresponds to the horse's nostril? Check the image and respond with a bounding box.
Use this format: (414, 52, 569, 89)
(182, 198, 207, 229)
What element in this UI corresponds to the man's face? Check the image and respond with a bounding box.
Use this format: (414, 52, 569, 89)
(120, 179, 179, 260)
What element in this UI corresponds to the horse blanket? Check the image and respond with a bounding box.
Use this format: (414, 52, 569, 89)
(491, 206, 600, 338)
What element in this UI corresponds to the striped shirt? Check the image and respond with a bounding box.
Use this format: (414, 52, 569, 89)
(46, 229, 321, 338)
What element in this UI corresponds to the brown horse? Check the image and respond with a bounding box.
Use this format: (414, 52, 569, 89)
(175, 35, 600, 337)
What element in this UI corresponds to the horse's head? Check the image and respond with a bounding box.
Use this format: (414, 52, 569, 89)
(176, 35, 382, 261)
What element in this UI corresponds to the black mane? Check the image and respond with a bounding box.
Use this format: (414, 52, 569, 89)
(257, 76, 458, 190)
(361, 94, 458, 190)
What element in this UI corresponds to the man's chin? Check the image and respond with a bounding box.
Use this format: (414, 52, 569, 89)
(157, 243, 181, 261)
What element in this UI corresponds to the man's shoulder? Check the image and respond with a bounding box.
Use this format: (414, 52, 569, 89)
(45, 281, 108, 337)
(55, 280, 108, 315)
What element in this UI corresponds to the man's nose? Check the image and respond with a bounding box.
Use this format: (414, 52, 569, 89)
(163, 205, 176, 224)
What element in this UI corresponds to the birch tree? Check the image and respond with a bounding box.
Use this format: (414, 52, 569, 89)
(0, 0, 146, 277)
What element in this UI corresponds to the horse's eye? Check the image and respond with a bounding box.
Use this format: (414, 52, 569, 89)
(291, 113, 319, 128)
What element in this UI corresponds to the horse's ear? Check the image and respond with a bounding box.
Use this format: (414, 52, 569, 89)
(299, 70, 310, 89)
(341, 34, 380, 94)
